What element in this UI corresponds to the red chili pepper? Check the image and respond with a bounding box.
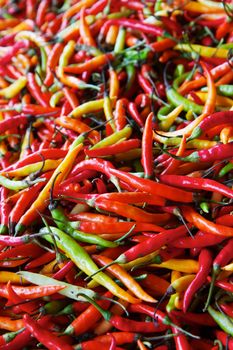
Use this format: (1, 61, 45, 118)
(27, 73, 50, 107)
(36, 0, 50, 27)
(25, 251, 56, 270)
(109, 168, 193, 202)
(65, 292, 112, 335)
(0, 188, 11, 233)
(141, 112, 153, 178)
(52, 261, 75, 281)
(113, 225, 188, 264)
(160, 174, 233, 199)
(189, 111, 233, 139)
(4, 149, 67, 171)
(85, 139, 141, 157)
(0, 41, 29, 66)
(6, 282, 38, 314)
(23, 314, 73, 350)
(99, 18, 164, 39)
(215, 330, 233, 350)
(182, 206, 233, 237)
(170, 314, 192, 350)
(170, 310, 216, 327)
(183, 249, 212, 312)
(171, 231, 225, 248)
(127, 102, 144, 128)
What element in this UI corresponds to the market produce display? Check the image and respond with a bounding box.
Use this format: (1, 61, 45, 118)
(0, 0, 233, 349)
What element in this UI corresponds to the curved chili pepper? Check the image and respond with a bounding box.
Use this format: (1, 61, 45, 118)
(183, 249, 212, 312)
(23, 314, 73, 350)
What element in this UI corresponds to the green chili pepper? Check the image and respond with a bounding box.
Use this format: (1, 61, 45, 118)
(218, 162, 233, 177)
(18, 271, 96, 301)
(50, 205, 117, 248)
(40, 226, 139, 303)
(200, 202, 210, 213)
(174, 64, 185, 78)
(201, 85, 233, 97)
(0, 174, 45, 191)
(114, 27, 126, 53)
(39, 300, 67, 315)
(125, 64, 136, 92)
(164, 68, 203, 115)
(208, 306, 233, 336)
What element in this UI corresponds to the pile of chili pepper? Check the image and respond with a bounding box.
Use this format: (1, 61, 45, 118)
(0, 0, 233, 349)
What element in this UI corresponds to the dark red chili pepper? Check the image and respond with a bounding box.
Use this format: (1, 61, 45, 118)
(183, 249, 212, 312)
(170, 310, 216, 327)
(215, 330, 233, 350)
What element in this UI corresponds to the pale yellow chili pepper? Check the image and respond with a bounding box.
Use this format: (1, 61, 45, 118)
(0, 76, 27, 99)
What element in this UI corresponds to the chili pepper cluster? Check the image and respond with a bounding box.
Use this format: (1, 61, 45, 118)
(0, 0, 233, 349)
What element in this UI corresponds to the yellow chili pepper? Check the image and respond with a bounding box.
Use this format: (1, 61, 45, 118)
(170, 274, 196, 293)
(106, 25, 119, 45)
(15, 142, 83, 234)
(50, 91, 64, 108)
(57, 16, 95, 41)
(15, 30, 49, 52)
(150, 259, 199, 273)
(19, 126, 34, 160)
(0, 271, 27, 284)
(1, 159, 62, 178)
(159, 105, 184, 131)
(0, 76, 27, 99)
(69, 99, 105, 118)
(171, 270, 182, 283)
(109, 68, 120, 101)
(195, 92, 233, 107)
(63, 0, 96, 21)
(153, 111, 207, 138)
(183, 0, 225, 13)
(103, 95, 116, 132)
(57, 40, 76, 76)
(3, 20, 33, 35)
(40, 259, 58, 275)
(222, 262, 233, 271)
(174, 43, 229, 58)
(220, 127, 233, 144)
(90, 125, 132, 150)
